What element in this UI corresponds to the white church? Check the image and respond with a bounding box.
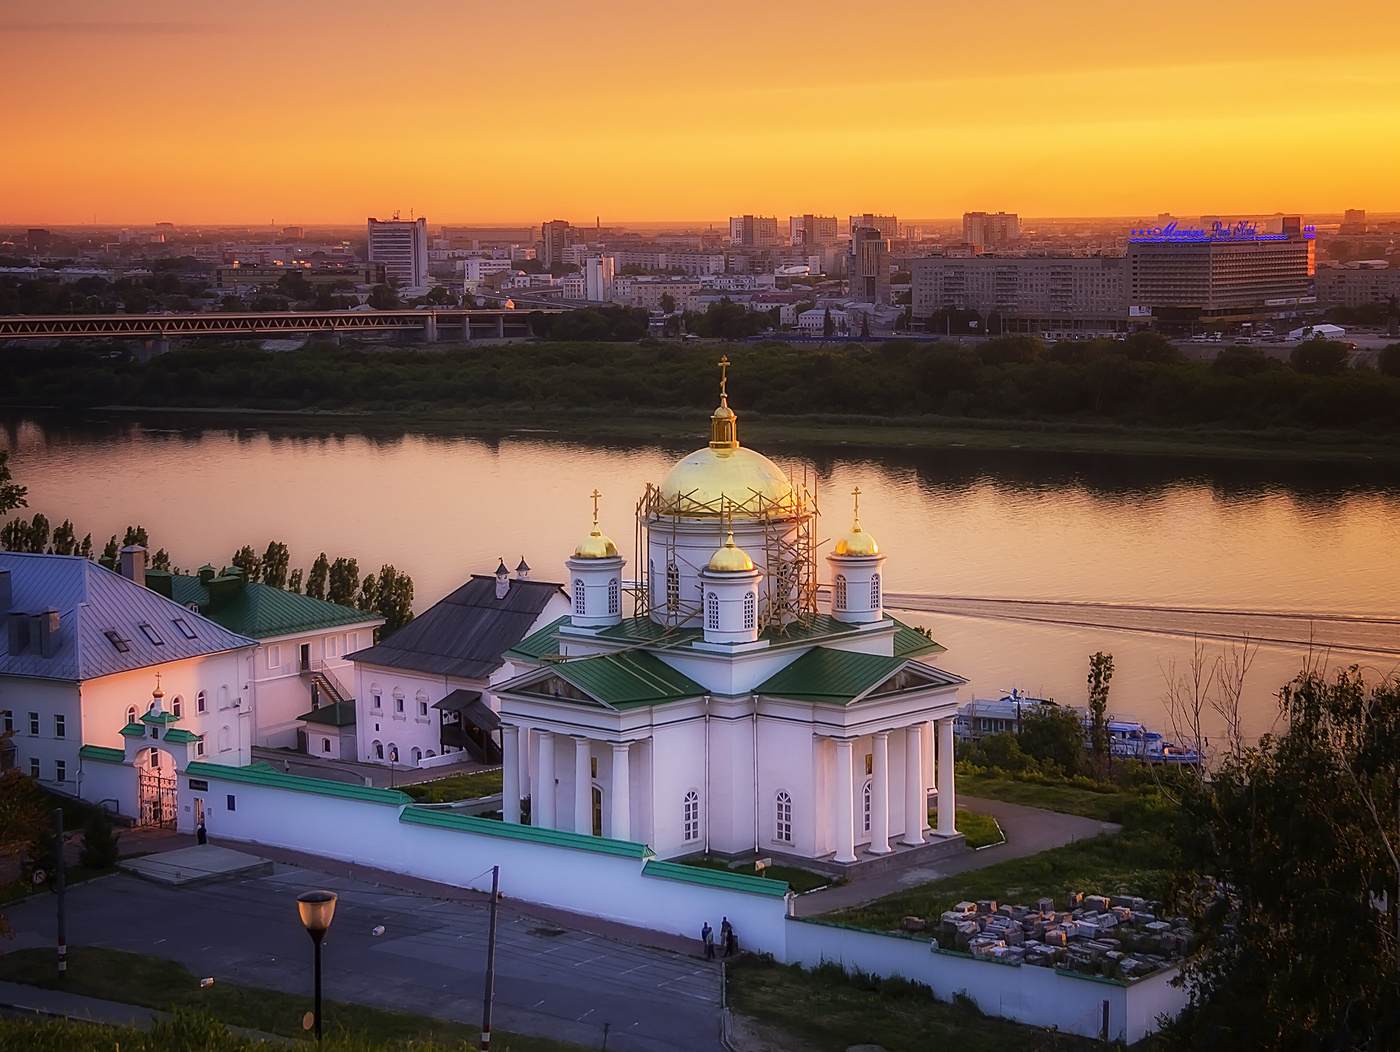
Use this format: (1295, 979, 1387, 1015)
(495, 361, 967, 867)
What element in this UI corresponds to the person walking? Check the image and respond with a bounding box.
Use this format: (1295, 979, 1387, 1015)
(196, 820, 208, 845)
(721, 917, 735, 957)
(701, 922, 715, 959)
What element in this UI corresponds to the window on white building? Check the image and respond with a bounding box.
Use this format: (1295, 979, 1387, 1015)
(775, 791, 792, 843)
(196, 736, 206, 757)
(666, 563, 680, 612)
(418, 700, 428, 717)
(267, 645, 281, 670)
(395, 696, 404, 714)
(683, 790, 699, 842)
(743, 592, 756, 630)
(870, 573, 881, 609)
(29, 758, 39, 778)
(707, 593, 719, 630)
(54, 714, 65, 739)
(2, 711, 10, 733)
(218, 726, 231, 752)
(171, 696, 183, 719)
(126, 706, 138, 726)
(834, 575, 847, 611)
(410, 747, 421, 764)
(574, 578, 586, 615)
(28, 712, 38, 736)
(863, 781, 872, 833)
(197, 690, 207, 714)
(326, 635, 338, 658)
(322, 737, 332, 753)
(608, 578, 620, 615)
(373, 740, 384, 760)
(372, 692, 382, 710)
(55, 760, 66, 782)
(389, 745, 399, 763)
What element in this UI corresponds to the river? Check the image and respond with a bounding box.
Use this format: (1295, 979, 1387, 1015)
(5, 413, 1400, 750)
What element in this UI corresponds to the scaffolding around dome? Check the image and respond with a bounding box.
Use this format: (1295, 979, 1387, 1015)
(630, 469, 820, 632)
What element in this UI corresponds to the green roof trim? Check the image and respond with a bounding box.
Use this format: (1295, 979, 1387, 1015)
(596, 617, 702, 645)
(642, 860, 789, 898)
(890, 617, 947, 658)
(502, 615, 571, 663)
(165, 573, 381, 640)
(756, 647, 963, 705)
(79, 745, 126, 765)
(141, 710, 181, 725)
(160, 728, 200, 744)
(400, 806, 654, 859)
(119, 722, 147, 738)
(182, 761, 412, 806)
(534, 650, 705, 710)
(298, 701, 356, 727)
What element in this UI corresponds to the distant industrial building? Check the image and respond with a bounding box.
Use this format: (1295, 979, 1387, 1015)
(790, 215, 839, 247)
(848, 214, 898, 240)
(211, 263, 386, 290)
(1314, 262, 1400, 309)
(1126, 216, 1315, 327)
(366, 217, 429, 288)
(729, 215, 781, 248)
(910, 255, 1127, 333)
(962, 212, 1020, 250)
(540, 220, 574, 270)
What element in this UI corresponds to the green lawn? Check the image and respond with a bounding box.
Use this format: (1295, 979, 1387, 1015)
(930, 807, 1003, 849)
(821, 825, 1175, 932)
(678, 856, 833, 893)
(727, 954, 1107, 1052)
(958, 769, 1153, 824)
(0, 947, 585, 1052)
(401, 769, 503, 803)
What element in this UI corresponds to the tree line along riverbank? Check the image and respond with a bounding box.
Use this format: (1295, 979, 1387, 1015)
(7, 334, 1400, 462)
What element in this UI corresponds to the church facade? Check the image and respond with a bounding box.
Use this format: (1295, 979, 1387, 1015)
(495, 364, 966, 865)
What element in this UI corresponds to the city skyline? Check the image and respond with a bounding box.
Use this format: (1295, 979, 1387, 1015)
(3, 0, 1399, 224)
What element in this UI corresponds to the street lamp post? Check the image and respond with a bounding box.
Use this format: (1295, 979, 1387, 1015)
(296, 890, 338, 1040)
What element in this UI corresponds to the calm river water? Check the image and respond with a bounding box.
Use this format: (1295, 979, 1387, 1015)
(6, 414, 1400, 748)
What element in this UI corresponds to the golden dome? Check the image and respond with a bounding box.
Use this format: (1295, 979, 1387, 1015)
(834, 525, 879, 557)
(708, 533, 755, 572)
(658, 446, 795, 518)
(574, 488, 619, 559)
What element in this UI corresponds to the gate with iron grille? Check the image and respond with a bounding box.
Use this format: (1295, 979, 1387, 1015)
(138, 768, 178, 828)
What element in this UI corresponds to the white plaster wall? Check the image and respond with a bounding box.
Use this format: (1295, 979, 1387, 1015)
(784, 919, 1185, 1044)
(649, 719, 707, 858)
(647, 516, 800, 630)
(757, 716, 817, 857)
(76, 758, 137, 817)
(706, 709, 755, 856)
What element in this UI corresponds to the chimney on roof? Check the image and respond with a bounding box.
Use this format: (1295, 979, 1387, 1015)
(0, 569, 10, 613)
(36, 608, 59, 658)
(119, 545, 147, 588)
(198, 564, 216, 584)
(495, 559, 510, 600)
(7, 611, 29, 656)
(515, 557, 530, 581)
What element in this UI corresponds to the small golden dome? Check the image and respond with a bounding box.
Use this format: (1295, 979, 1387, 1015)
(574, 528, 618, 559)
(708, 533, 755, 572)
(834, 525, 879, 557)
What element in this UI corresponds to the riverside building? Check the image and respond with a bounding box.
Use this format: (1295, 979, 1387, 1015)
(909, 255, 1128, 334)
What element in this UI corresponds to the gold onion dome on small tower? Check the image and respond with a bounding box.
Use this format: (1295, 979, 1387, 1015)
(574, 490, 619, 559)
(708, 533, 755, 572)
(834, 487, 879, 556)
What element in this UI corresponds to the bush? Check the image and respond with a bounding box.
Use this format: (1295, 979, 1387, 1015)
(1379, 342, 1400, 377)
(78, 807, 121, 869)
(1290, 338, 1351, 376)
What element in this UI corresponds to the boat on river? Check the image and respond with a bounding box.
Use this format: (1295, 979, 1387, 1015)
(955, 691, 1200, 765)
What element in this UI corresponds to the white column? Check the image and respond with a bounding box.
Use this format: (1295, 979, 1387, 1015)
(868, 731, 890, 855)
(536, 731, 556, 830)
(574, 736, 592, 835)
(937, 717, 957, 837)
(610, 742, 631, 841)
(834, 737, 856, 864)
(502, 725, 521, 824)
(920, 720, 935, 833)
(902, 725, 923, 846)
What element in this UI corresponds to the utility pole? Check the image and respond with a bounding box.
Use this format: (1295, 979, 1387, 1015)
(54, 808, 66, 980)
(481, 865, 500, 1052)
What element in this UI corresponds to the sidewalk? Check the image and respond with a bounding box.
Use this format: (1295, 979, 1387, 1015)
(0, 979, 157, 1028)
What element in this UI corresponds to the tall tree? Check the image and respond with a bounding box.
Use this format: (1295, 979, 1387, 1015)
(0, 450, 26, 518)
(122, 525, 149, 548)
(369, 564, 415, 640)
(149, 548, 172, 571)
(230, 544, 262, 582)
(305, 553, 330, 600)
(288, 567, 304, 594)
(49, 519, 79, 555)
(261, 541, 290, 588)
(822, 307, 835, 337)
(100, 535, 120, 569)
(0, 763, 46, 937)
(327, 557, 360, 607)
(1086, 651, 1114, 773)
(0, 513, 48, 553)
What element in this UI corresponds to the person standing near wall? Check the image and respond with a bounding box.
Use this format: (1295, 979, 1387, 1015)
(701, 922, 715, 959)
(721, 917, 734, 957)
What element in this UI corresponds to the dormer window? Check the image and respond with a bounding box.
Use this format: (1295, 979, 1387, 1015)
(172, 618, 198, 640)
(104, 630, 130, 653)
(138, 622, 164, 646)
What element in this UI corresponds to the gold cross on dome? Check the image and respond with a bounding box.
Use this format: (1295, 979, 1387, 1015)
(852, 486, 861, 519)
(590, 489, 601, 526)
(718, 356, 730, 400)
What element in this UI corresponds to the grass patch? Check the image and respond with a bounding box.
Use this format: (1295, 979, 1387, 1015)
(676, 856, 833, 893)
(958, 768, 1152, 824)
(400, 769, 503, 803)
(823, 825, 1175, 932)
(930, 808, 1003, 848)
(727, 954, 1103, 1052)
(0, 946, 584, 1052)
(0, 865, 115, 907)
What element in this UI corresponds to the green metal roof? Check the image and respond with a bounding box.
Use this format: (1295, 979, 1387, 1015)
(182, 761, 412, 806)
(518, 650, 705, 710)
(161, 728, 200, 744)
(890, 617, 947, 659)
(119, 721, 147, 738)
(756, 647, 963, 705)
(298, 701, 356, 727)
(141, 710, 181, 725)
(400, 806, 654, 859)
(79, 744, 125, 765)
(164, 573, 380, 640)
(596, 617, 702, 645)
(642, 860, 790, 898)
(502, 615, 571, 663)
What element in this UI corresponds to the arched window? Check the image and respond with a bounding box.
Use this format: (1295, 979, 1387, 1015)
(706, 593, 720, 630)
(834, 574, 847, 611)
(665, 562, 680, 612)
(410, 747, 421, 765)
(218, 685, 229, 710)
(373, 740, 384, 760)
(743, 592, 756, 630)
(171, 695, 183, 719)
(870, 573, 881, 609)
(196, 690, 207, 714)
(775, 791, 792, 843)
(683, 790, 700, 842)
(389, 744, 399, 763)
(126, 706, 137, 726)
(218, 726, 231, 752)
(608, 578, 620, 615)
(863, 781, 872, 833)
(322, 737, 332, 753)
(573, 578, 586, 615)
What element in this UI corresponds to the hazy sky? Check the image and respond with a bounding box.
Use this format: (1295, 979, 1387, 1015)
(4, 0, 1399, 225)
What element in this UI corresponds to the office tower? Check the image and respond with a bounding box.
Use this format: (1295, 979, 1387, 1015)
(366, 217, 429, 287)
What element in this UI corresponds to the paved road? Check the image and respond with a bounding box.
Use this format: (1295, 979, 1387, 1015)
(793, 795, 1116, 916)
(6, 867, 722, 1052)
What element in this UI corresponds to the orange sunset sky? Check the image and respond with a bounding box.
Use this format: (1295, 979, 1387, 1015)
(4, 0, 1399, 225)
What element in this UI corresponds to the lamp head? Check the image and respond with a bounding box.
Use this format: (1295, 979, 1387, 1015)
(297, 890, 338, 943)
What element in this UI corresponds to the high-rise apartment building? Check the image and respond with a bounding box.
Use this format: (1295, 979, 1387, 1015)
(728, 215, 781, 248)
(962, 212, 1020, 250)
(540, 220, 573, 270)
(584, 255, 616, 303)
(1315, 263, 1400, 309)
(910, 255, 1126, 333)
(848, 214, 898, 240)
(789, 215, 839, 247)
(1338, 209, 1368, 235)
(848, 227, 891, 304)
(366, 217, 429, 288)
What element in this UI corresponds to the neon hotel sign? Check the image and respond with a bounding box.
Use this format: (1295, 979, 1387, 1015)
(1128, 220, 1317, 243)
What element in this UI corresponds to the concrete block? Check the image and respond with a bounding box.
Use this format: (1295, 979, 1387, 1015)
(1085, 895, 1111, 913)
(976, 899, 997, 915)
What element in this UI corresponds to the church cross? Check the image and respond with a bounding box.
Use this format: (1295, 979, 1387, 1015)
(718, 356, 730, 400)
(590, 488, 601, 526)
